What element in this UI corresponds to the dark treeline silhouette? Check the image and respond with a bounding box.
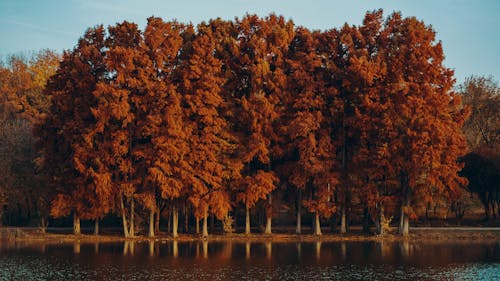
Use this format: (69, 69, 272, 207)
(2, 10, 497, 238)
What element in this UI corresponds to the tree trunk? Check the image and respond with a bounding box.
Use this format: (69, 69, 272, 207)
(172, 206, 178, 238)
(265, 216, 272, 234)
(245, 205, 251, 234)
(399, 191, 410, 236)
(149, 209, 155, 238)
(120, 195, 129, 238)
(399, 204, 405, 233)
(340, 206, 347, 234)
(265, 195, 272, 234)
(314, 212, 322, 235)
(94, 218, 99, 235)
(155, 206, 160, 234)
(73, 213, 81, 235)
(195, 217, 200, 234)
(40, 217, 48, 234)
(296, 189, 302, 234)
(401, 212, 409, 236)
(129, 196, 135, 238)
(377, 205, 385, 236)
(202, 209, 208, 238)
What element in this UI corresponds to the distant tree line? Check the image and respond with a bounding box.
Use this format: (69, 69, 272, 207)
(1, 10, 498, 237)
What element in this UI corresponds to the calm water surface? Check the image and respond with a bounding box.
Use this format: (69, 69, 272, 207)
(0, 240, 499, 280)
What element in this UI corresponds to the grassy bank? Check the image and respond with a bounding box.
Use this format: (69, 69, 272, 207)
(3, 227, 499, 244)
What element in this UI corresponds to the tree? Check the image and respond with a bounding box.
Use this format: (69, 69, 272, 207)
(179, 21, 239, 238)
(460, 153, 500, 219)
(458, 76, 499, 219)
(459, 76, 499, 153)
(232, 14, 294, 234)
(286, 27, 337, 235)
(38, 27, 108, 235)
(0, 50, 59, 228)
(92, 21, 148, 237)
(376, 12, 468, 235)
(142, 17, 189, 238)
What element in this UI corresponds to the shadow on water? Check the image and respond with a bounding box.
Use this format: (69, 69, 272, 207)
(1, 239, 499, 280)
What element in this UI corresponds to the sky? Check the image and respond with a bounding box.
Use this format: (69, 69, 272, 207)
(0, 0, 499, 84)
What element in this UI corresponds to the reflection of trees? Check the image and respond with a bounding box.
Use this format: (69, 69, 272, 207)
(173, 241, 178, 258)
(202, 240, 208, 259)
(315, 241, 322, 260)
(265, 241, 272, 260)
(246, 241, 251, 259)
(73, 242, 81, 254)
(148, 241, 154, 256)
(123, 241, 135, 255)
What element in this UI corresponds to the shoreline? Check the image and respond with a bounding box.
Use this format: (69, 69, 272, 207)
(3, 227, 500, 244)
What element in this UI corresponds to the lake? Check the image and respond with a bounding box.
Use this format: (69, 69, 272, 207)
(1, 240, 499, 280)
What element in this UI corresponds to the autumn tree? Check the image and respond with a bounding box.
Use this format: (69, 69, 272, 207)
(142, 17, 189, 238)
(178, 20, 240, 238)
(232, 14, 294, 234)
(374, 12, 468, 236)
(0, 50, 59, 228)
(459, 76, 499, 153)
(458, 76, 499, 219)
(37, 27, 108, 235)
(286, 27, 337, 235)
(90, 21, 151, 237)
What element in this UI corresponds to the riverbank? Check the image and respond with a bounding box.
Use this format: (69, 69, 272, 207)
(2, 227, 500, 244)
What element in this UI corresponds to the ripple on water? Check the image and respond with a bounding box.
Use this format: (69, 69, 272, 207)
(0, 241, 499, 281)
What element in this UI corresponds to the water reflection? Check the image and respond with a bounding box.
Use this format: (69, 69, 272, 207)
(265, 241, 272, 260)
(202, 240, 208, 259)
(1, 239, 499, 281)
(245, 241, 251, 259)
(123, 240, 135, 255)
(315, 241, 321, 260)
(73, 242, 80, 254)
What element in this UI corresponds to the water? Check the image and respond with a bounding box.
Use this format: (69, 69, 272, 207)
(1, 240, 499, 280)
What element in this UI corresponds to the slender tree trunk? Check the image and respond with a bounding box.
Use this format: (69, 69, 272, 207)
(399, 205, 405, 233)
(401, 211, 409, 236)
(377, 205, 385, 236)
(94, 218, 99, 236)
(155, 206, 160, 234)
(265, 195, 272, 234)
(120, 195, 129, 238)
(296, 189, 302, 234)
(314, 212, 322, 235)
(265, 216, 272, 234)
(149, 209, 155, 238)
(399, 190, 410, 236)
(129, 196, 135, 238)
(195, 217, 200, 234)
(40, 217, 47, 234)
(202, 209, 208, 238)
(340, 206, 347, 234)
(73, 213, 81, 235)
(172, 206, 178, 238)
(245, 205, 251, 235)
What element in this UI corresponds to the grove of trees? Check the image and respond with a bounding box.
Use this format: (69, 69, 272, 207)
(3, 10, 495, 238)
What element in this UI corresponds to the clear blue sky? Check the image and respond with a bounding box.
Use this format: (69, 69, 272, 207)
(1, 0, 499, 84)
